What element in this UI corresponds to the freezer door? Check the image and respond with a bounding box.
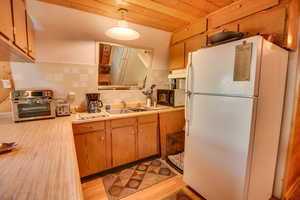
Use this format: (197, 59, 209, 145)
(189, 36, 262, 97)
(184, 94, 256, 200)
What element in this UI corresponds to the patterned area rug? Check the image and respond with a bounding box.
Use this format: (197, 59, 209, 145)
(162, 189, 194, 200)
(103, 159, 176, 200)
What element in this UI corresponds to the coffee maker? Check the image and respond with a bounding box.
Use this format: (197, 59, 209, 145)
(86, 93, 103, 113)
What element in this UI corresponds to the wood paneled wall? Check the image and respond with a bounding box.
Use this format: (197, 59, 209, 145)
(0, 62, 14, 112)
(284, 68, 300, 198)
(171, 0, 299, 50)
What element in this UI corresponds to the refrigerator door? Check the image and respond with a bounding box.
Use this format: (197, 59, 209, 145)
(189, 36, 262, 97)
(184, 94, 256, 200)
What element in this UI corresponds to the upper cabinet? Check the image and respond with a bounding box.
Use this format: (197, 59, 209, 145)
(26, 15, 35, 58)
(0, 0, 14, 41)
(184, 34, 207, 68)
(12, 0, 28, 53)
(169, 34, 207, 70)
(171, 20, 207, 45)
(0, 0, 35, 62)
(206, 0, 279, 29)
(169, 0, 299, 69)
(170, 42, 185, 70)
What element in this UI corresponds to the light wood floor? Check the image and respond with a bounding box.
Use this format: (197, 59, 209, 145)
(82, 175, 202, 200)
(82, 161, 203, 200)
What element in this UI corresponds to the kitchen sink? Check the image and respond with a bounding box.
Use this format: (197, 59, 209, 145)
(107, 107, 153, 115)
(107, 109, 133, 115)
(127, 107, 151, 112)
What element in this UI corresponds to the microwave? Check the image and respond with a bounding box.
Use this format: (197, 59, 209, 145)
(157, 89, 185, 107)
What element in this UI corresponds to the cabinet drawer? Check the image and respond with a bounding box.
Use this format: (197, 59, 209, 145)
(73, 121, 105, 134)
(111, 117, 136, 128)
(138, 114, 158, 124)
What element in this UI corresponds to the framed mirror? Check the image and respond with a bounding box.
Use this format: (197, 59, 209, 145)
(97, 42, 153, 90)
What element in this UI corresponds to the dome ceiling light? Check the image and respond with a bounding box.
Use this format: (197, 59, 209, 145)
(105, 8, 140, 41)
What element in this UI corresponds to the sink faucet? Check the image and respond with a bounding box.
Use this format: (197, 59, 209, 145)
(142, 84, 156, 107)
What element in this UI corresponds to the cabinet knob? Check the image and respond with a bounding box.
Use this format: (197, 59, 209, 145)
(236, 4, 242, 8)
(101, 136, 105, 141)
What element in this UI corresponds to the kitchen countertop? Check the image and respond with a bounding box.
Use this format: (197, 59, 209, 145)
(0, 106, 183, 200)
(0, 114, 83, 200)
(72, 106, 185, 124)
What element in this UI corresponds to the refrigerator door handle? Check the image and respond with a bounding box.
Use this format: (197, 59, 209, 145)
(186, 93, 194, 136)
(185, 53, 193, 136)
(185, 91, 190, 136)
(185, 53, 193, 93)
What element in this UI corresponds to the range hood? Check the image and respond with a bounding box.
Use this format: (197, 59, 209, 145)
(168, 69, 187, 79)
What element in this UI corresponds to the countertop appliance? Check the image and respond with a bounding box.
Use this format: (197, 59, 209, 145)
(157, 89, 185, 107)
(184, 36, 288, 200)
(86, 93, 103, 113)
(11, 90, 55, 122)
(56, 101, 71, 117)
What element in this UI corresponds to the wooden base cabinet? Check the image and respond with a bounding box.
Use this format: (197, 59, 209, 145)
(137, 114, 159, 159)
(73, 114, 159, 177)
(74, 131, 107, 177)
(159, 110, 185, 159)
(73, 121, 108, 178)
(111, 125, 137, 167)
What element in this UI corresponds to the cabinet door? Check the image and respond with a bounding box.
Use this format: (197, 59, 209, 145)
(239, 7, 286, 46)
(170, 42, 185, 70)
(111, 125, 136, 167)
(0, 0, 14, 41)
(185, 34, 207, 68)
(138, 122, 158, 159)
(26, 15, 35, 58)
(74, 131, 107, 177)
(159, 110, 185, 159)
(12, 0, 28, 53)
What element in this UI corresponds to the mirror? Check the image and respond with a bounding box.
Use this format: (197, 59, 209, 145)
(97, 42, 153, 90)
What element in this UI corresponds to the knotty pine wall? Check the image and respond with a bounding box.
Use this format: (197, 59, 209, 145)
(0, 62, 14, 113)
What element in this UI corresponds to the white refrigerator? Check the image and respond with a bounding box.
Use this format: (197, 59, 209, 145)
(183, 36, 288, 200)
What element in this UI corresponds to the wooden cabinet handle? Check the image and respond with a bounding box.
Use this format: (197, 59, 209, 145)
(236, 4, 242, 8)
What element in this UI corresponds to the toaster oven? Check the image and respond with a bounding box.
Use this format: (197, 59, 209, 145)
(11, 90, 55, 122)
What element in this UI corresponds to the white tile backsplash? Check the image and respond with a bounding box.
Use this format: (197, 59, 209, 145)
(11, 62, 170, 108)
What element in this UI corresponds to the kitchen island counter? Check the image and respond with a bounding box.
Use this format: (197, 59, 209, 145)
(0, 114, 83, 200)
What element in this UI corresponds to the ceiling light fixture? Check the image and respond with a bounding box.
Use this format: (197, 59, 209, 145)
(105, 8, 140, 41)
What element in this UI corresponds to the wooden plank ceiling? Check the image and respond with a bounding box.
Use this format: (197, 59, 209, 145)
(36, 0, 237, 32)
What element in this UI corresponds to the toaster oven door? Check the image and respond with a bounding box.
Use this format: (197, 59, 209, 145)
(13, 101, 55, 121)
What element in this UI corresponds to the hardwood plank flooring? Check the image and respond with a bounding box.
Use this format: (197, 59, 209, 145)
(82, 161, 203, 200)
(82, 175, 202, 200)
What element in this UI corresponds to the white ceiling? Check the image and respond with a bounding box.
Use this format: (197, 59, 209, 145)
(27, 0, 172, 48)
